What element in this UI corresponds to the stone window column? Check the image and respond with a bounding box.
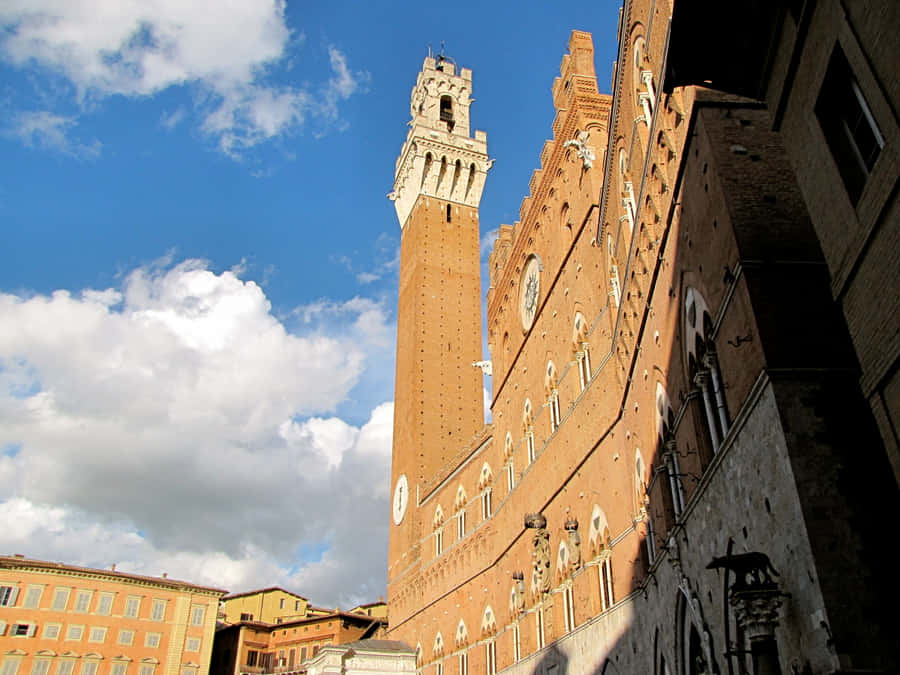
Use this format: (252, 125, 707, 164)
(694, 369, 721, 450)
(639, 92, 654, 124)
(623, 182, 637, 231)
(664, 437, 686, 516)
(703, 351, 730, 438)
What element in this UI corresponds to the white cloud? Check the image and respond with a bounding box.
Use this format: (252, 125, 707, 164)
(8, 111, 101, 159)
(356, 272, 380, 285)
(160, 106, 187, 131)
(334, 234, 399, 287)
(480, 228, 499, 261)
(294, 296, 393, 351)
(0, 1, 367, 156)
(0, 259, 394, 605)
(319, 47, 367, 120)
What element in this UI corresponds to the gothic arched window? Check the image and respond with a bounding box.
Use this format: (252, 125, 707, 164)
(545, 361, 561, 433)
(608, 235, 621, 307)
(573, 312, 592, 390)
(523, 399, 536, 464)
(684, 288, 730, 455)
(454, 486, 467, 540)
(656, 382, 686, 519)
(433, 505, 444, 556)
(504, 432, 515, 492)
(440, 95, 454, 131)
(590, 505, 615, 611)
(478, 463, 493, 520)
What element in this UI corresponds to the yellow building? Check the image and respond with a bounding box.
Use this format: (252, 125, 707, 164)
(346, 602, 386, 621)
(0, 555, 225, 675)
(210, 611, 385, 675)
(219, 591, 308, 626)
(212, 590, 389, 675)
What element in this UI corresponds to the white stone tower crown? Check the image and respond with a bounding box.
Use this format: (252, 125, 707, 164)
(391, 55, 489, 228)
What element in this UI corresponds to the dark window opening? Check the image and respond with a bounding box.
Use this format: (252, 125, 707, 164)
(446, 204, 452, 222)
(440, 95, 454, 131)
(815, 45, 884, 204)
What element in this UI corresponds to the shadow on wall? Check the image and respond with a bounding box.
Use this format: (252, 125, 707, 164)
(533, 645, 568, 675)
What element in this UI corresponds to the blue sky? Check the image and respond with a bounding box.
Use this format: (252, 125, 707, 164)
(0, 1, 618, 606)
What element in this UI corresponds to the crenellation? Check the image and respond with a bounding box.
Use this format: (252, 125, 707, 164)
(391, 55, 489, 229)
(540, 141, 554, 169)
(519, 197, 532, 229)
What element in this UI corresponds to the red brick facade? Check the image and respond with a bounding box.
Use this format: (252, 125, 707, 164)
(388, 3, 898, 673)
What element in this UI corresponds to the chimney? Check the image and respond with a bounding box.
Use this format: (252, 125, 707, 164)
(111, 564, 116, 571)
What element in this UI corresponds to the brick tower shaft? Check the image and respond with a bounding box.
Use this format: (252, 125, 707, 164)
(388, 54, 489, 588)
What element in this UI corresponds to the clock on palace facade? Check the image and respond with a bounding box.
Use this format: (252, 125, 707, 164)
(520, 255, 541, 330)
(392, 473, 409, 525)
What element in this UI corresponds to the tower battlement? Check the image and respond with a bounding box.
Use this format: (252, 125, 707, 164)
(391, 55, 489, 229)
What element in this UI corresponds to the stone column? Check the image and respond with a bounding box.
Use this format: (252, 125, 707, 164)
(664, 437, 686, 515)
(703, 351, 730, 437)
(694, 370, 721, 449)
(729, 587, 784, 675)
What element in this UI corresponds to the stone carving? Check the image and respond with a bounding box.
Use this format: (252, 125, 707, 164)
(564, 517, 582, 570)
(707, 552, 780, 590)
(563, 130, 596, 169)
(729, 586, 784, 641)
(484, 158, 495, 171)
(709, 550, 785, 643)
(512, 571, 526, 615)
(525, 513, 551, 594)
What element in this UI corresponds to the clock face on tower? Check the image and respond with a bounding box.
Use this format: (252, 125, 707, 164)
(520, 255, 541, 330)
(393, 474, 409, 525)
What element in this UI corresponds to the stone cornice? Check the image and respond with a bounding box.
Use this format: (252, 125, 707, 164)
(0, 556, 226, 596)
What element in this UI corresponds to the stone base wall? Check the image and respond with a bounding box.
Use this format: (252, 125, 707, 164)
(499, 378, 836, 675)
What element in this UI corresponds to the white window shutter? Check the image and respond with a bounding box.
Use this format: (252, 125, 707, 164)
(8, 587, 19, 605)
(27, 623, 38, 637)
(0, 620, 7, 636)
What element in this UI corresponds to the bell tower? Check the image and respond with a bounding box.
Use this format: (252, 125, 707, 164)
(387, 55, 489, 596)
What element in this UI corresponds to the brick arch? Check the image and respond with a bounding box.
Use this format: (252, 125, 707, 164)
(481, 605, 497, 637)
(572, 311, 589, 351)
(454, 484, 467, 512)
(683, 286, 712, 369)
(655, 381, 675, 441)
(503, 432, 514, 461)
(635, 448, 647, 510)
(523, 398, 534, 431)
(478, 462, 493, 491)
(455, 618, 468, 648)
(433, 504, 444, 528)
(544, 360, 559, 395)
(589, 504, 611, 557)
